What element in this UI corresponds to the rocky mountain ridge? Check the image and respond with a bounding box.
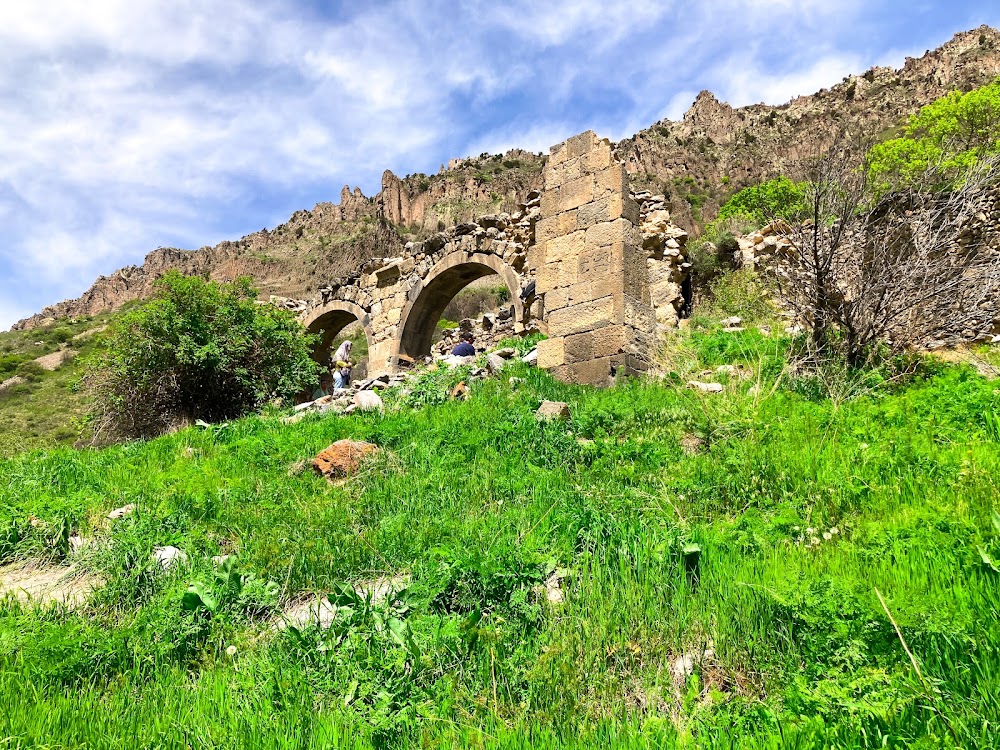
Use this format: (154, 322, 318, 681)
(14, 25, 1000, 331)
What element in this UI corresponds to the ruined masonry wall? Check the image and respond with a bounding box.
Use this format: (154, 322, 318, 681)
(534, 132, 658, 385)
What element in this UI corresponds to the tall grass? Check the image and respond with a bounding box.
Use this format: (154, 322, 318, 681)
(1, 330, 998, 748)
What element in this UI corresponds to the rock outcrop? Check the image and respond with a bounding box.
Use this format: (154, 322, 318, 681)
(617, 25, 1000, 232)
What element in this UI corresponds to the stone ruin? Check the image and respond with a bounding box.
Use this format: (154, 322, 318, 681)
(299, 131, 690, 386)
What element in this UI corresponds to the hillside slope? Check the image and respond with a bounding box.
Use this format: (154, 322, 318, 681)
(2, 329, 999, 747)
(13, 26, 1000, 331)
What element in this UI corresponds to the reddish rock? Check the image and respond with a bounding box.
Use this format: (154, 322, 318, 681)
(312, 440, 379, 479)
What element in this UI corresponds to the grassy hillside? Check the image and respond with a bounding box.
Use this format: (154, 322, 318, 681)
(2, 328, 999, 748)
(0, 310, 129, 457)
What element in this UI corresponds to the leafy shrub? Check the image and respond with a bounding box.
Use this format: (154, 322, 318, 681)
(706, 269, 777, 323)
(14, 361, 45, 382)
(0, 355, 24, 377)
(84, 272, 319, 441)
(868, 78, 1000, 191)
(392, 365, 473, 408)
(182, 556, 280, 621)
(713, 176, 809, 229)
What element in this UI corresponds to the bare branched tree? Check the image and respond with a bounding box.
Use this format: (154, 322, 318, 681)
(755, 129, 1000, 366)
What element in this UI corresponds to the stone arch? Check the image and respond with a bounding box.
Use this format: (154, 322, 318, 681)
(393, 252, 525, 366)
(301, 299, 374, 365)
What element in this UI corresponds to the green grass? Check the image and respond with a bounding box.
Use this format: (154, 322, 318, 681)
(1, 330, 999, 748)
(0, 310, 127, 457)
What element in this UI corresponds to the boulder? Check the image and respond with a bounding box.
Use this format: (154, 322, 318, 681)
(354, 391, 384, 411)
(486, 353, 507, 374)
(312, 439, 379, 479)
(536, 401, 571, 421)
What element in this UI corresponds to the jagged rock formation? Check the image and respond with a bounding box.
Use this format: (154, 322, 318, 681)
(379, 149, 545, 233)
(617, 25, 1000, 232)
(14, 26, 1000, 331)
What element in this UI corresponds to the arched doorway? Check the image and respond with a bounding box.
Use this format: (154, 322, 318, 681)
(301, 300, 375, 384)
(393, 252, 524, 366)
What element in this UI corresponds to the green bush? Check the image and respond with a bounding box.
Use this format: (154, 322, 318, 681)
(13, 361, 45, 382)
(713, 176, 809, 230)
(706, 269, 777, 323)
(868, 78, 1000, 191)
(84, 272, 319, 441)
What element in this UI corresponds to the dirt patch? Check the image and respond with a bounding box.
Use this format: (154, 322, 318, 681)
(33, 348, 78, 371)
(0, 561, 103, 607)
(0, 376, 26, 392)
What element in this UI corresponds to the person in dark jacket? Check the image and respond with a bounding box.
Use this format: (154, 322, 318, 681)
(451, 331, 476, 357)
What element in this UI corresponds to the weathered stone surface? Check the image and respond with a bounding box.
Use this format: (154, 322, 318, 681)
(536, 401, 571, 421)
(312, 439, 379, 478)
(354, 391, 384, 412)
(486, 353, 508, 374)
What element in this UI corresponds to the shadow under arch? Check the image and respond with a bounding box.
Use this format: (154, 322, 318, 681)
(301, 299, 374, 365)
(392, 252, 525, 367)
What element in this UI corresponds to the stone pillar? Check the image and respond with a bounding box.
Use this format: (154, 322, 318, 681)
(534, 131, 656, 386)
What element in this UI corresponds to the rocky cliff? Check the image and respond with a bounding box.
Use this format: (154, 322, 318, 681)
(617, 25, 1000, 232)
(15, 26, 1000, 331)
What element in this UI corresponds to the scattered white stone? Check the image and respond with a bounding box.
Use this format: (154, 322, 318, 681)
(212, 555, 232, 566)
(354, 391, 384, 412)
(276, 575, 411, 631)
(669, 648, 715, 689)
(687, 380, 724, 394)
(107, 504, 135, 520)
(440, 354, 476, 368)
(152, 546, 188, 570)
(521, 348, 538, 365)
(544, 570, 565, 604)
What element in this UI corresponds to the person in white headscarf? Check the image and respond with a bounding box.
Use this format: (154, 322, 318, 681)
(332, 339, 352, 364)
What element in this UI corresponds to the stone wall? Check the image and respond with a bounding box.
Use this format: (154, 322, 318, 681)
(533, 132, 657, 386)
(300, 130, 690, 384)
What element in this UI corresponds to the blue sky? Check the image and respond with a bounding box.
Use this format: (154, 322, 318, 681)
(2, 0, 1000, 329)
